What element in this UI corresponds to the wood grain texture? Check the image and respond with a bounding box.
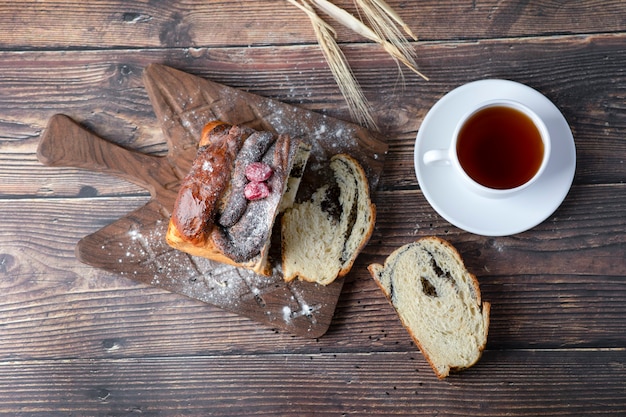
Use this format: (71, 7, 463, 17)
(1, 34, 625, 200)
(1, 186, 624, 360)
(37, 114, 180, 206)
(0, 351, 624, 416)
(1, 0, 626, 414)
(1, 1, 626, 49)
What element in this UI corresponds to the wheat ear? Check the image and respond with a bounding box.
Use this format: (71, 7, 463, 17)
(358, 0, 417, 40)
(310, 0, 427, 80)
(287, 0, 377, 129)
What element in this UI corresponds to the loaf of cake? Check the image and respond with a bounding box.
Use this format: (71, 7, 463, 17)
(281, 154, 376, 286)
(166, 121, 310, 276)
(368, 237, 490, 378)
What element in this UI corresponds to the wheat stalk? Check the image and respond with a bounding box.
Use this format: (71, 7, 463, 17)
(310, 0, 427, 80)
(287, 0, 377, 129)
(354, 0, 419, 76)
(357, 0, 417, 40)
(287, 0, 427, 129)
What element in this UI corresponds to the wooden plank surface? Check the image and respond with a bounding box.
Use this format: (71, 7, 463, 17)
(1, 34, 625, 199)
(1, 1, 626, 48)
(1, 188, 624, 359)
(0, 351, 624, 416)
(1, 0, 625, 415)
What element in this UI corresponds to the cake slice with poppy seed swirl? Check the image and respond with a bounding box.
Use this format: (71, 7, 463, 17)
(368, 237, 490, 378)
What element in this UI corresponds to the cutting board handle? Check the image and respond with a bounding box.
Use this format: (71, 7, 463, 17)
(37, 114, 179, 208)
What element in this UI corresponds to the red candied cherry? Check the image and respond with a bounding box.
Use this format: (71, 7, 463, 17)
(245, 162, 273, 182)
(244, 181, 270, 200)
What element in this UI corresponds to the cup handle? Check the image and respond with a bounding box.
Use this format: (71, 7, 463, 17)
(423, 149, 451, 166)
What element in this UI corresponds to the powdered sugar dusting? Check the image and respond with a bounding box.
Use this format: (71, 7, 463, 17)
(202, 160, 213, 173)
(91, 68, 376, 336)
(261, 99, 359, 165)
(98, 213, 325, 329)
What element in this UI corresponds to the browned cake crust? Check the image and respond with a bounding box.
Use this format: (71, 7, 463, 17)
(166, 121, 308, 275)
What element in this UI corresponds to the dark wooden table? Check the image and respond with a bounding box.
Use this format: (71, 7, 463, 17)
(1, 1, 625, 415)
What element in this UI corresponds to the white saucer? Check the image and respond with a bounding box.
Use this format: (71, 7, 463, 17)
(414, 79, 576, 236)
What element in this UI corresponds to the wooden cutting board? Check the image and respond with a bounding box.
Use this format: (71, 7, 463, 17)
(37, 64, 388, 338)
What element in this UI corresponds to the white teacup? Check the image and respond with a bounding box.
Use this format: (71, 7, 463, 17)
(423, 99, 551, 198)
